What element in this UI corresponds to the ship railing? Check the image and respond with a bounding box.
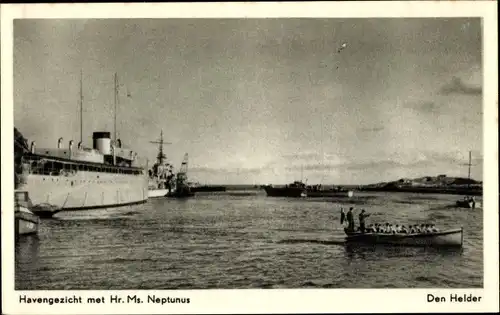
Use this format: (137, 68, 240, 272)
(21, 154, 144, 176)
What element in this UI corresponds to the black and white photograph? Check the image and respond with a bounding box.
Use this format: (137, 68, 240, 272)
(2, 2, 498, 314)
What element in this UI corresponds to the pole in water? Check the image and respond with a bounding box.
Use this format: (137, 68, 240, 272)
(468, 151, 471, 184)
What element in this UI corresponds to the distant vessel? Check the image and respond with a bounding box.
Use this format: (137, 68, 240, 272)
(14, 72, 148, 217)
(15, 190, 40, 236)
(263, 181, 353, 198)
(456, 151, 480, 209)
(168, 153, 195, 198)
(305, 185, 354, 198)
(263, 181, 307, 198)
(190, 184, 226, 193)
(148, 130, 176, 198)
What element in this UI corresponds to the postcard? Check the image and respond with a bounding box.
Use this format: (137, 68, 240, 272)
(1, 1, 498, 314)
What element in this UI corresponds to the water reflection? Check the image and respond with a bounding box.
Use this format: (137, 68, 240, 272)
(15, 235, 41, 266)
(344, 242, 463, 261)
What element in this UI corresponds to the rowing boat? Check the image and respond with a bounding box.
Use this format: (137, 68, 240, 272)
(15, 190, 40, 236)
(344, 227, 463, 247)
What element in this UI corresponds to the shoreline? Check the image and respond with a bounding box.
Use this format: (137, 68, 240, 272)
(357, 187, 483, 197)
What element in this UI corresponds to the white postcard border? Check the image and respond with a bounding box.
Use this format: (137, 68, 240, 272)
(1, 2, 498, 314)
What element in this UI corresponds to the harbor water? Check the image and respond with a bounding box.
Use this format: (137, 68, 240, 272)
(15, 191, 482, 289)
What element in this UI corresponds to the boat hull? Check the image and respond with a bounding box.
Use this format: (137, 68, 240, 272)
(191, 186, 226, 192)
(167, 186, 195, 198)
(263, 186, 305, 198)
(456, 200, 480, 209)
(344, 228, 463, 247)
(306, 190, 354, 198)
(15, 205, 40, 236)
(21, 171, 148, 216)
(148, 188, 169, 198)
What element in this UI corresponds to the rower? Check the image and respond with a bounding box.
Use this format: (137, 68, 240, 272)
(425, 224, 432, 233)
(400, 225, 408, 234)
(368, 224, 376, 233)
(389, 223, 395, 234)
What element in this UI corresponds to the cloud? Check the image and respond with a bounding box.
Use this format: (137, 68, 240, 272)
(281, 152, 321, 160)
(285, 161, 348, 172)
(283, 150, 484, 173)
(188, 148, 483, 185)
(404, 101, 439, 114)
(440, 76, 482, 96)
(190, 166, 264, 175)
(359, 126, 384, 133)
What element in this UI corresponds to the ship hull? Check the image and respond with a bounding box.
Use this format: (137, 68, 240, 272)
(306, 190, 354, 198)
(21, 171, 148, 214)
(148, 189, 169, 198)
(263, 186, 305, 198)
(455, 200, 481, 209)
(191, 186, 226, 192)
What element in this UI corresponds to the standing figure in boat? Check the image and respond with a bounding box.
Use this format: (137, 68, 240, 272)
(346, 207, 355, 231)
(358, 209, 370, 233)
(340, 208, 346, 227)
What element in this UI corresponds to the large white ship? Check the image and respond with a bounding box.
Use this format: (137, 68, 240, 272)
(14, 72, 148, 217)
(15, 132, 148, 217)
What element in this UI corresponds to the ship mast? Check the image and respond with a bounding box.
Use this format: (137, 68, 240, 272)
(79, 70, 83, 144)
(177, 153, 189, 183)
(150, 130, 171, 165)
(114, 72, 118, 143)
(460, 150, 474, 195)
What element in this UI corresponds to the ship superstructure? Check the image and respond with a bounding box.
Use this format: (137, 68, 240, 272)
(168, 153, 194, 198)
(17, 132, 148, 216)
(148, 130, 176, 198)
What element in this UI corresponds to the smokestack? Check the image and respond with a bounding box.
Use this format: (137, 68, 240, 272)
(30, 141, 36, 154)
(77, 141, 82, 150)
(69, 140, 74, 155)
(111, 143, 116, 165)
(57, 137, 63, 149)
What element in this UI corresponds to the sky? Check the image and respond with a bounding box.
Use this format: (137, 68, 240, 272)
(14, 18, 483, 185)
